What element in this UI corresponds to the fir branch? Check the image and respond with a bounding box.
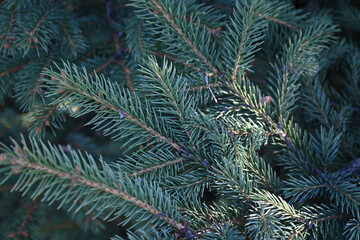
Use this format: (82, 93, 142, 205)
(15, 3, 62, 54)
(185, 16, 222, 38)
(148, 0, 214, 71)
(45, 62, 182, 150)
(0, 1, 359, 238)
(131, 0, 222, 76)
(210, 1, 300, 30)
(0, 142, 186, 232)
(15, 57, 54, 111)
(254, 191, 302, 220)
(126, 157, 184, 178)
(27, 9, 51, 40)
(308, 214, 352, 224)
(222, 0, 269, 82)
(263, 15, 299, 31)
(330, 184, 360, 213)
(59, 16, 89, 58)
(189, 83, 223, 91)
(149, 51, 199, 70)
(106, 1, 135, 92)
(211, 158, 253, 203)
(32, 98, 65, 134)
(288, 225, 305, 240)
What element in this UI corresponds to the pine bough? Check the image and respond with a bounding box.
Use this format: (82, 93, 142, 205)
(0, 0, 359, 239)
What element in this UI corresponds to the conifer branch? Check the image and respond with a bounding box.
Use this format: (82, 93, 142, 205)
(185, 16, 222, 38)
(148, 0, 221, 76)
(211, 2, 300, 30)
(149, 51, 200, 71)
(33, 98, 65, 133)
(226, 0, 269, 82)
(263, 15, 300, 30)
(0, 152, 186, 231)
(127, 157, 184, 178)
(27, 9, 51, 42)
(308, 214, 352, 224)
(331, 185, 360, 208)
(189, 83, 223, 91)
(0, 1, 358, 238)
(61, 82, 181, 150)
(46, 63, 183, 150)
(288, 226, 304, 240)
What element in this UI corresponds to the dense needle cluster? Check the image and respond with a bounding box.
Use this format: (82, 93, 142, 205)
(0, 0, 359, 239)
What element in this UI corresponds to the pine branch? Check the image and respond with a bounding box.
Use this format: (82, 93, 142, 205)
(210, 1, 300, 30)
(126, 157, 184, 178)
(221, 0, 269, 81)
(44, 62, 182, 151)
(0, 1, 358, 238)
(149, 0, 219, 75)
(0, 138, 186, 233)
(130, 0, 222, 77)
(32, 102, 64, 134)
(15, 3, 62, 54)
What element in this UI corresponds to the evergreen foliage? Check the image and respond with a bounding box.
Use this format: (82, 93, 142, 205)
(0, 0, 359, 239)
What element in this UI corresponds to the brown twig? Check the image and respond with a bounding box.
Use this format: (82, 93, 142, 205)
(26, 8, 52, 43)
(33, 99, 64, 133)
(44, 221, 78, 232)
(137, 19, 144, 54)
(119, 59, 135, 92)
(1, 7, 17, 48)
(91, 57, 116, 76)
(61, 23, 75, 50)
(0, 62, 28, 78)
(0, 184, 13, 192)
(189, 83, 222, 91)
(8, 197, 40, 239)
(106, 1, 135, 92)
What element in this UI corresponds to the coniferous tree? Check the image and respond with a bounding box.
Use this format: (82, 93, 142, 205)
(0, 0, 359, 239)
